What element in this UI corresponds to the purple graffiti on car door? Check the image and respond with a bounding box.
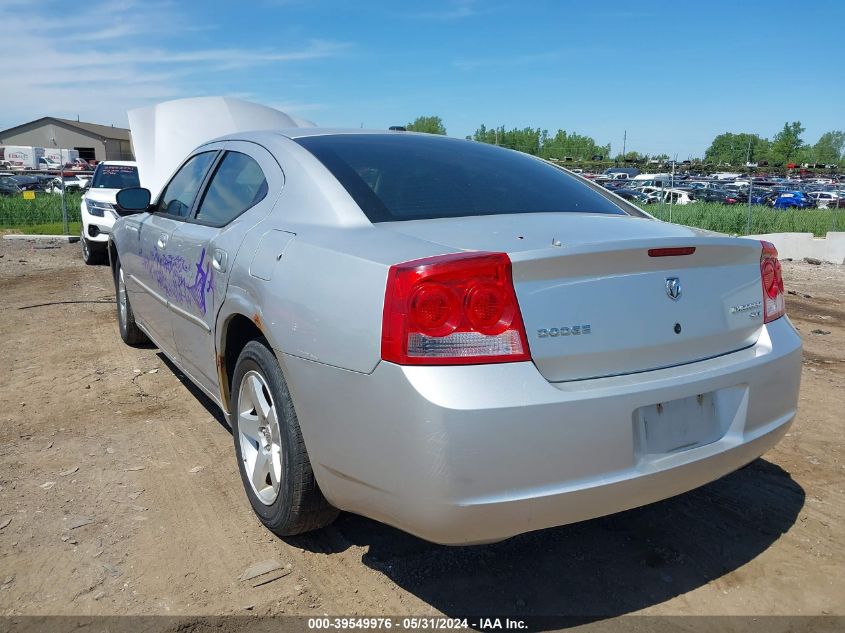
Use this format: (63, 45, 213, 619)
(141, 247, 214, 314)
(187, 247, 214, 315)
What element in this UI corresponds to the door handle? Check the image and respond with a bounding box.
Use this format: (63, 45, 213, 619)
(211, 249, 227, 273)
(156, 234, 168, 249)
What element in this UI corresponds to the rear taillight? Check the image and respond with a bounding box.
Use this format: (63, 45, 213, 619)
(760, 241, 785, 323)
(381, 252, 531, 365)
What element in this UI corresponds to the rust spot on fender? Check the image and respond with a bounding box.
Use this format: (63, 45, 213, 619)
(252, 313, 264, 330)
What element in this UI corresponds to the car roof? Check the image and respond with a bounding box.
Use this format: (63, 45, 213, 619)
(99, 160, 137, 167)
(204, 128, 413, 145)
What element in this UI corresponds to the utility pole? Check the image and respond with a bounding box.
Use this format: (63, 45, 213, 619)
(747, 174, 754, 235)
(669, 153, 676, 223)
(61, 169, 68, 235)
(622, 130, 627, 158)
(52, 138, 68, 235)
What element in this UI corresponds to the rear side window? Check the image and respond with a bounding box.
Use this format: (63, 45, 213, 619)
(296, 134, 628, 222)
(195, 151, 268, 225)
(154, 151, 216, 218)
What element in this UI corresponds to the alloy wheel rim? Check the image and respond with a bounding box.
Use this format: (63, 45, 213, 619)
(237, 370, 283, 505)
(82, 236, 89, 259)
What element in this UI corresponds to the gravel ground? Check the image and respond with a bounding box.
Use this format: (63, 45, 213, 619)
(0, 240, 842, 626)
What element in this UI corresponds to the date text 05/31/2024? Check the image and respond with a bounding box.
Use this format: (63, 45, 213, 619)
(307, 618, 528, 630)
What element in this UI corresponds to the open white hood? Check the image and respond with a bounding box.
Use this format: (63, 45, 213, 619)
(128, 96, 315, 199)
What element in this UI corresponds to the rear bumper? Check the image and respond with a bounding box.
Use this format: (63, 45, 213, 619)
(281, 317, 802, 545)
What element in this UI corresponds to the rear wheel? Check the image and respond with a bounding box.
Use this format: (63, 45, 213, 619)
(231, 340, 337, 536)
(115, 260, 148, 346)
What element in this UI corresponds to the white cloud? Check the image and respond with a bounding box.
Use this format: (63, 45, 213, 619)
(0, 1, 346, 129)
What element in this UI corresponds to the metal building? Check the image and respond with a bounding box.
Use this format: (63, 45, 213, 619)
(0, 117, 134, 162)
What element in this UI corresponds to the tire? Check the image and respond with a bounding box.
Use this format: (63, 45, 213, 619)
(81, 232, 105, 265)
(231, 340, 338, 536)
(114, 259, 149, 346)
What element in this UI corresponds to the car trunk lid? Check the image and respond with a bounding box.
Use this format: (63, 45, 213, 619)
(379, 213, 765, 381)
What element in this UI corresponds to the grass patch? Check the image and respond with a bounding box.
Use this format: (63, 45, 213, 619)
(0, 192, 82, 234)
(1, 222, 81, 236)
(641, 202, 845, 237)
(1, 192, 842, 238)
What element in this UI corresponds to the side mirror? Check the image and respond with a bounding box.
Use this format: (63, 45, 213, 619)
(115, 187, 151, 215)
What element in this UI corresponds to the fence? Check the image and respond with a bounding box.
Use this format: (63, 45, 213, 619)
(0, 190, 82, 235)
(1, 191, 844, 238)
(643, 202, 844, 237)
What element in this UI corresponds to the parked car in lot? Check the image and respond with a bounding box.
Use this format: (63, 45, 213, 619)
(67, 158, 92, 170)
(108, 130, 802, 545)
(693, 188, 740, 204)
(80, 161, 139, 264)
(613, 188, 649, 203)
(8, 174, 53, 191)
(0, 176, 21, 196)
(644, 188, 695, 205)
(807, 191, 840, 208)
(769, 191, 814, 209)
(733, 190, 769, 205)
(45, 175, 90, 193)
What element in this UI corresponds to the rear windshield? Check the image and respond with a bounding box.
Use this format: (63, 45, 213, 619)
(92, 164, 139, 189)
(296, 134, 629, 222)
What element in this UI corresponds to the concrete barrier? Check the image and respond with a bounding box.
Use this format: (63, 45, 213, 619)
(3, 234, 79, 242)
(826, 232, 845, 264)
(744, 232, 845, 264)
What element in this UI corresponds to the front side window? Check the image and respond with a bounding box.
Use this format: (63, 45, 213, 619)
(296, 134, 628, 223)
(91, 164, 139, 189)
(195, 152, 268, 225)
(154, 151, 216, 218)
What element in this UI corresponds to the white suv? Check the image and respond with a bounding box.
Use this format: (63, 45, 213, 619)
(80, 161, 139, 264)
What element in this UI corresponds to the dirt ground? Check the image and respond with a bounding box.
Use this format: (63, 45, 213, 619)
(0, 239, 843, 624)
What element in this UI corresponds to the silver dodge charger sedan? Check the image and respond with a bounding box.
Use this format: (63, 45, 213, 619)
(109, 129, 802, 545)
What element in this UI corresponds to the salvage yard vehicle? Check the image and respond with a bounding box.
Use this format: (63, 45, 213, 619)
(644, 188, 695, 205)
(694, 188, 741, 204)
(769, 191, 814, 209)
(108, 130, 802, 545)
(807, 191, 839, 208)
(80, 161, 139, 264)
(46, 175, 89, 193)
(0, 175, 21, 196)
(613, 188, 649, 203)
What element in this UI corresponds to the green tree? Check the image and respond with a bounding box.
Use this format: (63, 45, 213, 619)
(613, 151, 643, 162)
(770, 121, 805, 163)
(406, 116, 446, 135)
(704, 132, 769, 165)
(812, 131, 845, 164)
(470, 124, 610, 159)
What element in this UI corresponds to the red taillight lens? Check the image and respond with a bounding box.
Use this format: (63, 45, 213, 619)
(760, 241, 785, 323)
(381, 252, 531, 365)
(465, 283, 511, 333)
(409, 284, 459, 335)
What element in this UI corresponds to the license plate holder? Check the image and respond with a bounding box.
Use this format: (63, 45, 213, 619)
(636, 392, 722, 455)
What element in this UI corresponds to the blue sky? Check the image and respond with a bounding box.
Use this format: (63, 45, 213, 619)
(1, 0, 842, 157)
